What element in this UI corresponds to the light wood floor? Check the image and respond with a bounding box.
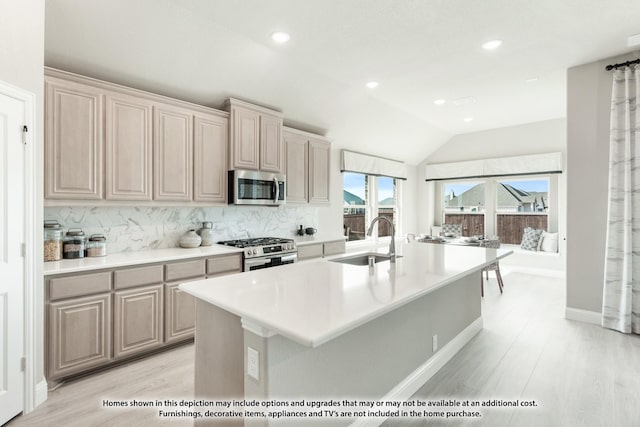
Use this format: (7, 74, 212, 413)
(8, 272, 640, 427)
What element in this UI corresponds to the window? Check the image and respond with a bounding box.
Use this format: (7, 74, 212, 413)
(443, 181, 485, 236)
(377, 176, 397, 238)
(343, 172, 368, 241)
(496, 178, 549, 244)
(439, 176, 554, 244)
(343, 173, 399, 242)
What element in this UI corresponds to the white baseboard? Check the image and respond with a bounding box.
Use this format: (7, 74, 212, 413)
(350, 317, 483, 427)
(34, 379, 48, 408)
(565, 307, 601, 326)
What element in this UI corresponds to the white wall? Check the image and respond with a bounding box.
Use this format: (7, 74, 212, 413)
(0, 0, 45, 401)
(566, 51, 640, 314)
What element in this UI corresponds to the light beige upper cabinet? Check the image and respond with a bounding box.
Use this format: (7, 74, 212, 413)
(283, 127, 331, 205)
(194, 113, 228, 203)
(153, 104, 193, 201)
(45, 77, 103, 200)
(309, 138, 331, 204)
(284, 130, 309, 204)
(226, 98, 283, 173)
(105, 92, 153, 200)
(259, 114, 284, 172)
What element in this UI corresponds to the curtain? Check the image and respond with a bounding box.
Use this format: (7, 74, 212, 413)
(603, 66, 640, 334)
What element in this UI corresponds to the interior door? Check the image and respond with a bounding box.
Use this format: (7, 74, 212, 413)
(0, 91, 25, 424)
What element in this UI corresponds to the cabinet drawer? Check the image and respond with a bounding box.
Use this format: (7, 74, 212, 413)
(207, 254, 242, 276)
(297, 243, 323, 260)
(323, 240, 346, 257)
(114, 264, 163, 289)
(165, 259, 205, 282)
(49, 272, 112, 301)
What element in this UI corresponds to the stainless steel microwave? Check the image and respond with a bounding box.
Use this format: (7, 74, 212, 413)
(228, 170, 286, 206)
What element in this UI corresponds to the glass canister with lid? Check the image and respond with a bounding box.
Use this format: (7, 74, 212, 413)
(86, 234, 107, 257)
(63, 228, 86, 259)
(44, 220, 63, 262)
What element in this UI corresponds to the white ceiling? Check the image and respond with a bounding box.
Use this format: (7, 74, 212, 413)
(45, 0, 640, 165)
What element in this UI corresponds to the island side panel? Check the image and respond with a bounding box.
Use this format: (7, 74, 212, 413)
(195, 299, 244, 426)
(244, 272, 480, 425)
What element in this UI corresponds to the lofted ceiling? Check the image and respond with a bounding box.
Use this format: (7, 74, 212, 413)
(45, 0, 640, 165)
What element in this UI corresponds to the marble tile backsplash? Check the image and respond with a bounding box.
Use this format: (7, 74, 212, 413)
(45, 206, 318, 254)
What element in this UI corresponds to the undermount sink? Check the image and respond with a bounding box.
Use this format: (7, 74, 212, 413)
(330, 252, 402, 266)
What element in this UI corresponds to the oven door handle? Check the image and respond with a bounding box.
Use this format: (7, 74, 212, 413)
(245, 253, 298, 267)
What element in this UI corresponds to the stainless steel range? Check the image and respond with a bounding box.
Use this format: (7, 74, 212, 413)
(218, 237, 297, 271)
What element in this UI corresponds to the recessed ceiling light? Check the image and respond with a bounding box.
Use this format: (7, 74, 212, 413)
(525, 77, 539, 83)
(365, 81, 379, 89)
(463, 117, 474, 123)
(433, 99, 446, 105)
(271, 31, 290, 43)
(482, 40, 502, 50)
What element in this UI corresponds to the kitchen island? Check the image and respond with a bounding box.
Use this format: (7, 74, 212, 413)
(180, 242, 511, 426)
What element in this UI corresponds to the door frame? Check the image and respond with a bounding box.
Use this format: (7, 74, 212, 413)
(0, 79, 40, 413)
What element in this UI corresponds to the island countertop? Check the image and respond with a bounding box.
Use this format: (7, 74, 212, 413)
(180, 242, 512, 348)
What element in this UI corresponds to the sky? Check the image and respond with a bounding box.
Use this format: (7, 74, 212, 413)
(445, 179, 549, 197)
(343, 172, 394, 202)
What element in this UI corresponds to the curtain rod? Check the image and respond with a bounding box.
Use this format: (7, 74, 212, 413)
(605, 59, 640, 71)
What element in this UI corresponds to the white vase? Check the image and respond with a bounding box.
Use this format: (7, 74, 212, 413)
(179, 229, 202, 248)
(198, 221, 214, 246)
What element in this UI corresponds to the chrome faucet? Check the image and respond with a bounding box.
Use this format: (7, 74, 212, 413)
(367, 216, 396, 262)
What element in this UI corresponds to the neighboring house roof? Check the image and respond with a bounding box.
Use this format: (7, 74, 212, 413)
(379, 197, 394, 206)
(344, 190, 365, 205)
(445, 183, 547, 210)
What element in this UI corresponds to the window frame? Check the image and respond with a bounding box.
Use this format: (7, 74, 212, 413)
(343, 173, 402, 245)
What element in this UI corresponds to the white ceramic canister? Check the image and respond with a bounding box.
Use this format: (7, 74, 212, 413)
(198, 221, 214, 246)
(179, 229, 202, 248)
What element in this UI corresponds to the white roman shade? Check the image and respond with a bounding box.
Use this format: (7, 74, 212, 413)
(341, 150, 407, 180)
(425, 152, 562, 181)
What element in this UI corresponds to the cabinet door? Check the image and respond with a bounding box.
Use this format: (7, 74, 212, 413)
(113, 285, 163, 359)
(284, 131, 308, 204)
(164, 283, 196, 344)
(259, 114, 283, 173)
(48, 293, 111, 379)
(308, 139, 331, 204)
(153, 105, 193, 201)
(297, 243, 324, 260)
(45, 78, 103, 200)
(105, 92, 153, 200)
(194, 114, 228, 203)
(230, 106, 259, 170)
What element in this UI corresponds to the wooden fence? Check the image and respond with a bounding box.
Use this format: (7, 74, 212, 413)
(444, 214, 485, 237)
(344, 209, 394, 241)
(496, 214, 548, 244)
(444, 213, 548, 244)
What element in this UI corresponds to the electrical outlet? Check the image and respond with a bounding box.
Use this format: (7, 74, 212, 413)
(432, 334, 438, 352)
(247, 347, 259, 380)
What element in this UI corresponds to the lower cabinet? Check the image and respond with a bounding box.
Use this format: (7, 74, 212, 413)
(46, 253, 243, 381)
(48, 293, 112, 380)
(164, 283, 197, 344)
(113, 284, 164, 359)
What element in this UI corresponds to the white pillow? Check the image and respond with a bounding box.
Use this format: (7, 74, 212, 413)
(538, 232, 559, 252)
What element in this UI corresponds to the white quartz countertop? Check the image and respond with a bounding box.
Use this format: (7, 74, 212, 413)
(43, 245, 244, 275)
(180, 242, 512, 348)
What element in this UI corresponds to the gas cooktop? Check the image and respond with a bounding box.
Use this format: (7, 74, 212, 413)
(218, 237, 297, 259)
(218, 237, 294, 248)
